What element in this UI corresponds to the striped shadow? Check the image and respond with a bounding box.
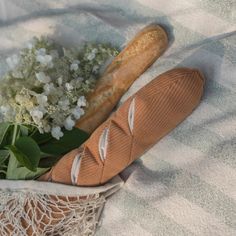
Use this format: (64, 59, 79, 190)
(106, 187, 193, 236)
(149, 136, 236, 200)
(138, 158, 236, 229)
(169, 120, 236, 168)
(97, 204, 153, 236)
(153, 193, 236, 236)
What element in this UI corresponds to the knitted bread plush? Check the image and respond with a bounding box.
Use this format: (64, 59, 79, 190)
(40, 67, 205, 186)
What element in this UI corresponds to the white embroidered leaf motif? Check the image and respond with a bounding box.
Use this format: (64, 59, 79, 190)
(71, 154, 81, 185)
(128, 98, 136, 133)
(98, 127, 109, 162)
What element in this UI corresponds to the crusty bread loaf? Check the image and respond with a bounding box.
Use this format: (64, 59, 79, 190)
(76, 24, 168, 134)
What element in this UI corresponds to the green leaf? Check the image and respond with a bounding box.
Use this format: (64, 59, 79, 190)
(7, 145, 35, 172)
(16, 136, 41, 170)
(0, 123, 10, 147)
(6, 166, 49, 180)
(38, 155, 62, 168)
(40, 127, 89, 156)
(40, 151, 57, 158)
(20, 125, 29, 136)
(0, 150, 9, 165)
(7, 137, 41, 172)
(31, 131, 53, 145)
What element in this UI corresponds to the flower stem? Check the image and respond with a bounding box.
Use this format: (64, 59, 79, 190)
(11, 124, 18, 145)
(6, 124, 19, 179)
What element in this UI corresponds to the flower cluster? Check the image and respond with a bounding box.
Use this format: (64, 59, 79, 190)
(0, 37, 118, 139)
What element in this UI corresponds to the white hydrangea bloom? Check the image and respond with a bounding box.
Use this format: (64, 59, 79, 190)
(36, 48, 53, 67)
(77, 96, 87, 107)
(51, 126, 64, 140)
(87, 52, 96, 61)
(30, 108, 44, 124)
(70, 63, 78, 71)
(15, 94, 26, 104)
(92, 48, 98, 54)
(51, 113, 65, 127)
(36, 55, 53, 67)
(92, 65, 99, 73)
(36, 48, 46, 55)
(72, 106, 85, 119)
(27, 43, 33, 49)
(57, 77, 63, 86)
(65, 82, 73, 91)
(6, 54, 20, 69)
(70, 60, 80, 71)
(58, 98, 70, 111)
(43, 83, 55, 95)
(0, 106, 9, 116)
(64, 116, 75, 130)
(36, 72, 51, 83)
(36, 94, 48, 107)
(0, 36, 119, 139)
(0, 105, 15, 121)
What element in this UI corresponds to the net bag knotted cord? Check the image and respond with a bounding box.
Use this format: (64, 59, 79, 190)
(0, 177, 123, 236)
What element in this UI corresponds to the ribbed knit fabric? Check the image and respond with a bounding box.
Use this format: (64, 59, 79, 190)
(40, 68, 205, 186)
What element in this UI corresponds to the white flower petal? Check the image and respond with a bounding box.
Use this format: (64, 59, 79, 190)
(35, 72, 51, 83)
(30, 109, 44, 124)
(57, 77, 63, 86)
(44, 55, 52, 63)
(36, 48, 46, 56)
(77, 96, 87, 107)
(92, 65, 99, 73)
(51, 126, 64, 140)
(36, 52, 53, 67)
(87, 52, 95, 61)
(27, 42, 33, 49)
(73, 60, 80, 64)
(70, 63, 79, 71)
(64, 116, 75, 130)
(43, 83, 55, 95)
(58, 98, 70, 111)
(65, 83, 73, 91)
(92, 48, 98, 54)
(73, 107, 85, 119)
(0, 106, 10, 115)
(36, 94, 48, 106)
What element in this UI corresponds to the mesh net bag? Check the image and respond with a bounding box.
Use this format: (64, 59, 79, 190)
(0, 176, 123, 236)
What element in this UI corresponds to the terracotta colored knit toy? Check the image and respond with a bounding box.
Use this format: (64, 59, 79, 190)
(40, 68, 205, 186)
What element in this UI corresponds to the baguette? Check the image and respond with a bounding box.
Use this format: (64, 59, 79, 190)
(76, 24, 168, 133)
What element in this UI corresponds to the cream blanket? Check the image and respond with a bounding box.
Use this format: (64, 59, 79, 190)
(0, 1, 235, 235)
